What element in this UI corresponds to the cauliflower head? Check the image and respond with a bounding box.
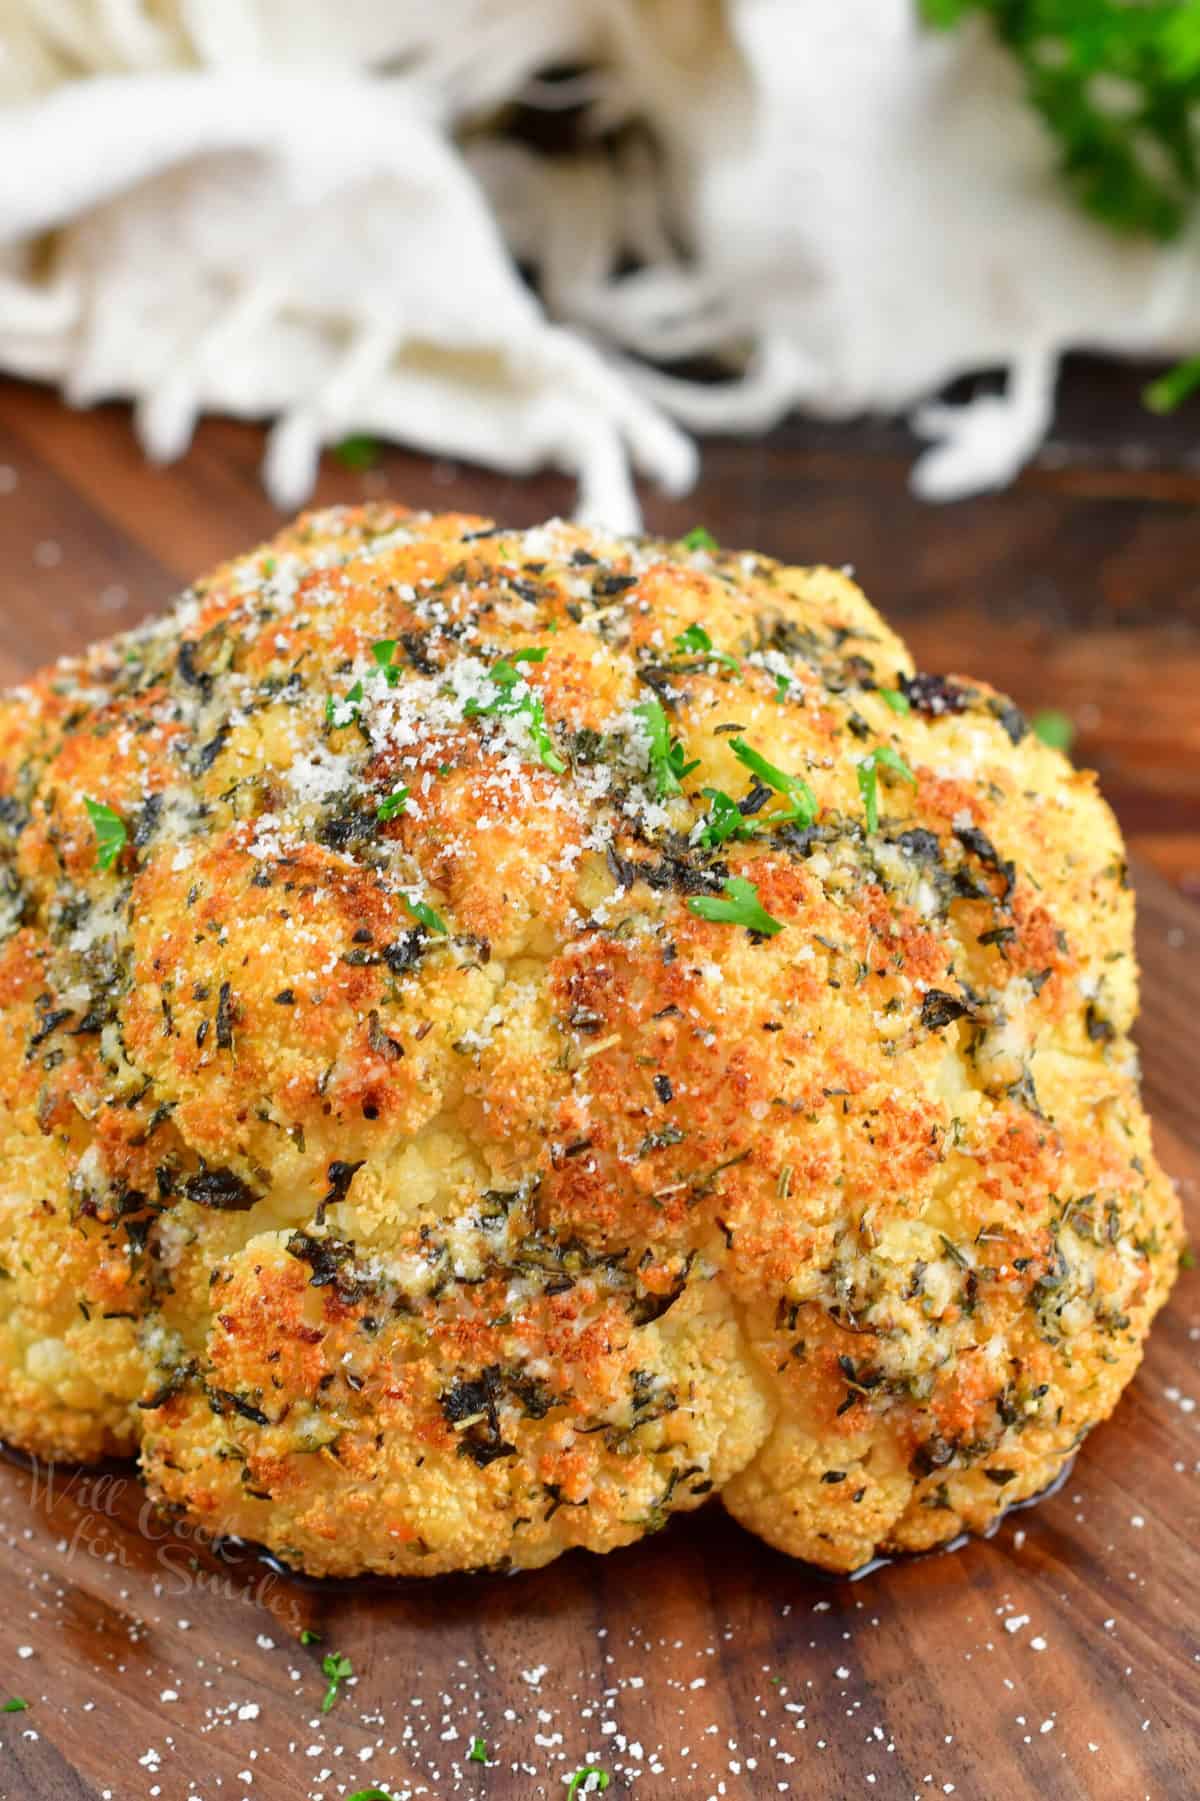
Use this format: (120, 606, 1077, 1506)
(0, 505, 1180, 1575)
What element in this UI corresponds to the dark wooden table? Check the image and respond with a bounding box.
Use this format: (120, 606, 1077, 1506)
(0, 372, 1196, 1801)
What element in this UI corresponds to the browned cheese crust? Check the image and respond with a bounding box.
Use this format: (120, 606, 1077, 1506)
(0, 505, 1181, 1574)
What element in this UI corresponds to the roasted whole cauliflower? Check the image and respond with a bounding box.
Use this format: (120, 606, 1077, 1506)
(0, 505, 1180, 1576)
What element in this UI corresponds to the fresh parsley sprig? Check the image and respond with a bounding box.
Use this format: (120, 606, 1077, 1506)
(1032, 708, 1074, 752)
(672, 623, 740, 673)
(334, 434, 380, 471)
(320, 1650, 353, 1713)
(377, 785, 409, 822)
(681, 525, 718, 552)
(857, 745, 917, 833)
(566, 1769, 610, 1798)
(688, 875, 784, 937)
(371, 639, 402, 686)
(325, 680, 364, 728)
(84, 798, 128, 872)
(730, 739, 817, 829)
(696, 787, 757, 850)
(464, 648, 565, 774)
(405, 894, 448, 935)
(920, 0, 1200, 241)
(635, 697, 699, 798)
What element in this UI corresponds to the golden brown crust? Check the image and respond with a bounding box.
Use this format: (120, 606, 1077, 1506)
(0, 503, 1180, 1575)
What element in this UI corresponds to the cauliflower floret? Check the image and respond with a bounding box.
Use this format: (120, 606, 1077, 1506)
(0, 504, 1180, 1575)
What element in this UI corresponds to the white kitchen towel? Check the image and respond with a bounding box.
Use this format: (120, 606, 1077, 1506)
(0, 0, 1195, 525)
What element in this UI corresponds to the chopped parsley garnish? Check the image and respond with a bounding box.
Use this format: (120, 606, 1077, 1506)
(326, 680, 363, 728)
(1, 1699, 27, 1713)
(468, 1737, 488, 1763)
(84, 797, 127, 872)
(730, 739, 817, 828)
(523, 707, 565, 775)
(346, 1790, 391, 1801)
(566, 1769, 610, 1798)
(377, 785, 409, 822)
(406, 895, 448, 935)
(681, 525, 718, 552)
(673, 623, 739, 672)
(1032, 707, 1075, 752)
(371, 639, 402, 686)
(635, 697, 699, 798)
(462, 650, 547, 708)
(320, 1650, 353, 1713)
(773, 670, 793, 702)
(463, 648, 564, 773)
(688, 875, 784, 937)
(696, 787, 756, 850)
(334, 434, 380, 471)
(857, 744, 917, 833)
(1180, 1243, 1196, 1270)
(879, 687, 911, 715)
(300, 1628, 322, 1645)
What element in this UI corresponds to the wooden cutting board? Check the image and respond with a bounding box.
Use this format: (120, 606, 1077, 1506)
(0, 381, 1197, 1800)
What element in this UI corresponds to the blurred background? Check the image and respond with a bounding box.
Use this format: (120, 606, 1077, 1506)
(0, 0, 1198, 900)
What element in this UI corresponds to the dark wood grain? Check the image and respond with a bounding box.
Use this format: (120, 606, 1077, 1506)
(0, 375, 1196, 1801)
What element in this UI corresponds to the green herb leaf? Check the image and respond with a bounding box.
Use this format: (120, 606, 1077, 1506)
(468, 1737, 488, 1763)
(334, 434, 380, 471)
(730, 738, 817, 829)
(681, 526, 718, 552)
(326, 680, 364, 728)
(320, 1650, 353, 1713)
(879, 687, 911, 715)
(856, 762, 878, 834)
(1032, 708, 1075, 753)
(696, 787, 756, 850)
(300, 1628, 322, 1645)
(773, 670, 793, 703)
(463, 650, 547, 716)
(406, 895, 448, 935)
(688, 875, 784, 937)
(376, 785, 409, 822)
(920, 0, 1200, 241)
(371, 639, 402, 687)
(462, 650, 564, 773)
(346, 1790, 391, 1800)
(84, 797, 128, 872)
(524, 706, 567, 775)
(635, 697, 699, 799)
(874, 744, 917, 782)
(1145, 355, 1200, 414)
(566, 1769, 610, 1799)
(1, 1699, 28, 1713)
(1180, 1243, 1196, 1270)
(673, 623, 740, 672)
(857, 744, 917, 834)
